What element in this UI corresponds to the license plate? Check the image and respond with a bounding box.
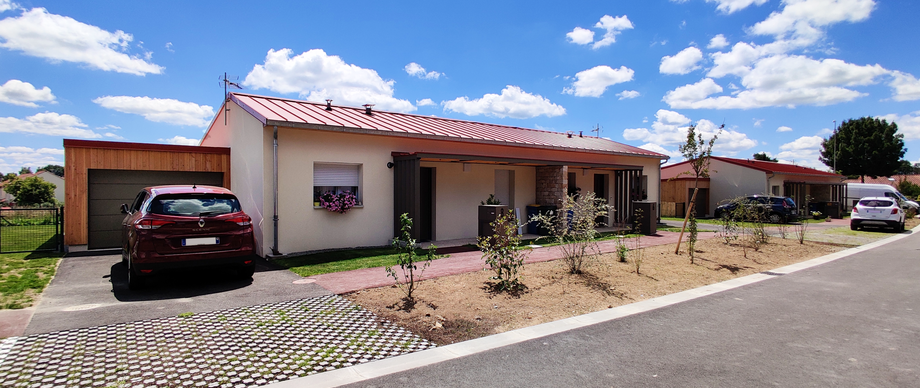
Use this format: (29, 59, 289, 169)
(868, 210, 882, 214)
(183, 237, 219, 246)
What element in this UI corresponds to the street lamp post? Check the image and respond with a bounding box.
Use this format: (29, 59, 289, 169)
(833, 120, 837, 174)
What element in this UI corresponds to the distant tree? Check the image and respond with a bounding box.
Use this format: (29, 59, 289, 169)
(897, 179, 920, 199)
(820, 117, 905, 182)
(4, 176, 56, 206)
(752, 152, 778, 162)
(38, 164, 64, 177)
(18, 167, 32, 175)
(1, 173, 16, 182)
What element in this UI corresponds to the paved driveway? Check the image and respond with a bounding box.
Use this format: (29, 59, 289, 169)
(26, 253, 332, 334)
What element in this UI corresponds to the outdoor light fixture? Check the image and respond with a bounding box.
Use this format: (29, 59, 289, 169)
(387, 162, 394, 169)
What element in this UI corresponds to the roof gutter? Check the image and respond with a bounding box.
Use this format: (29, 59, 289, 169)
(271, 125, 281, 256)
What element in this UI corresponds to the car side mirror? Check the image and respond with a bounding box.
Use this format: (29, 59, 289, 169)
(120, 203, 129, 214)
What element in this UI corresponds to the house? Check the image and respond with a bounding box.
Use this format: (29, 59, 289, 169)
(200, 93, 668, 257)
(0, 170, 65, 205)
(844, 175, 920, 187)
(661, 156, 846, 218)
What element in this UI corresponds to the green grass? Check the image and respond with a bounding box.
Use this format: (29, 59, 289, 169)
(0, 251, 61, 309)
(0, 224, 59, 252)
(662, 216, 836, 227)
(273, 247, 444, 277)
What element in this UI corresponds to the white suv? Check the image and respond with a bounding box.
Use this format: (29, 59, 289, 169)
(850, 197, 905, 232)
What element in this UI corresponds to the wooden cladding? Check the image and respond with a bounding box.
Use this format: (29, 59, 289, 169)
(64, 142, 231, 247)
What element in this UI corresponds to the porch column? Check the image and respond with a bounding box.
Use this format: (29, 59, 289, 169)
(536, 166, 568, 206)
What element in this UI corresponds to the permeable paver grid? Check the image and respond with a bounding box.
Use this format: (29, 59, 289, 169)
(0, 295, 435, 387)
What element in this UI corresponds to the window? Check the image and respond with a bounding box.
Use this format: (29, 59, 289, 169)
(771, 185, 780, 196)
(313, 163, 361, 205)
(150, 194, 241, 216)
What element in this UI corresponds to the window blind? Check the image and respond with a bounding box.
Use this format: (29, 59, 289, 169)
(314, 164, 359, 186)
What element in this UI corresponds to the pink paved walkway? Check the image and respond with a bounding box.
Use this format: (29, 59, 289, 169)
(308, 230, 719, 294)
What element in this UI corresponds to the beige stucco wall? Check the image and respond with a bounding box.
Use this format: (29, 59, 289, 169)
(707, 159, 767, 216)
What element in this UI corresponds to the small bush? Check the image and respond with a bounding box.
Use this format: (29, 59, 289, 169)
(478, 211, 528, 291)
(532, 192, 609, 274)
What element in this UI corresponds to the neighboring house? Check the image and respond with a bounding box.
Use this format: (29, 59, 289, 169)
(661, 157, 846, 218)
(844, 175, 920, 187)
(0, 170, 65, 204)
(200, 93, 668, 257)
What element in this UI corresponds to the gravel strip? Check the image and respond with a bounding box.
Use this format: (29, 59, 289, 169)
(0, 295, 434, 387)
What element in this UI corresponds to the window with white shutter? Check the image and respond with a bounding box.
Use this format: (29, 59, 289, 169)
(313, 163, 361, 206)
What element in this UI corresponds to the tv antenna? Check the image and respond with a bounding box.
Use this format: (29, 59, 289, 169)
(591, 123, 602, 138)
(220, 72, 242, 125)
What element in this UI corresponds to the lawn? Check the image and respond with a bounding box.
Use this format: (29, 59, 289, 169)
(0, 252, 61, 309)
(272, 247, 444, 277)
(0, 224, 60, 253)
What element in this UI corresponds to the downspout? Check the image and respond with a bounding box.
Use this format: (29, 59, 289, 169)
(271, 125, 281, 256)
(767, 172, 775, 196)
(659, 157, 668, 223)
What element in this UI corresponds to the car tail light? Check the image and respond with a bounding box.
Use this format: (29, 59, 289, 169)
(891, 208, 899, 215)
(227, 215, 251, 226)
(852, 207, 858, 214)
(135, 219, 175, 230)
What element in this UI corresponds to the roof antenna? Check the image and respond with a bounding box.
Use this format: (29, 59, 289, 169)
(591, 123, 602, 138)
(220, 72, 243, 125)
(192, 183, 197, 189)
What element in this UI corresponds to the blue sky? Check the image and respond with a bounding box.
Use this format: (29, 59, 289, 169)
(1, 0, 919, 173)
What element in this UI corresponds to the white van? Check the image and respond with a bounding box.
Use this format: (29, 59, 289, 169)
(846, 183, 919, 210)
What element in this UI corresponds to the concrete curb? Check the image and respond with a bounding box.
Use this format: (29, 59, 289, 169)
(268, 226, 918, 388)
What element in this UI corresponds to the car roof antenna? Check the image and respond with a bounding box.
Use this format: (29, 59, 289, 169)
(192, 184, 197, 189)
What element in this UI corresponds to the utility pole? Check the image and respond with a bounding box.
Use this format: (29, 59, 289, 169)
(833, 120, 837, 173)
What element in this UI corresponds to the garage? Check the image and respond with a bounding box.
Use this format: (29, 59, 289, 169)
(64, 140, 231, 252)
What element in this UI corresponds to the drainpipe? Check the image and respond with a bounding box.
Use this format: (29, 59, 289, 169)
(767, 172, 775, 196)
(659, 157, 668, 223)
(271, 125, 281, 256)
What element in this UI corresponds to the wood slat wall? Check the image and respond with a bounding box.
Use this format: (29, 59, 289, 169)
(64, 144, 231, 246)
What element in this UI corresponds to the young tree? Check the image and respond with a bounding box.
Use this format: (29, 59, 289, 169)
(4, 176, 56, 206)
(38, 164, 64, 177)
(820, 117, 905, 181)
(752, 152, 777, 162)
(385, 213, 436, 305)
(675, 124, 720, 260)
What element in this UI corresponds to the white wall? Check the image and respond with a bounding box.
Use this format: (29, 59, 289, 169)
(707, 159, 767, 216)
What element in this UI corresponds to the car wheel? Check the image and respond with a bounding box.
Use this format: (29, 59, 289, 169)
(237, 265, 255, 280)
(850, 223, 858, 231)
(127, 260, 144, 290)
(769, 213, 783, 224)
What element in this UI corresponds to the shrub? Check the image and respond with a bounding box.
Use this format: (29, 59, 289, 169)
(478, 210, 528, 291)
(531, 192, 608, 274)
(385, 213, 435, 302)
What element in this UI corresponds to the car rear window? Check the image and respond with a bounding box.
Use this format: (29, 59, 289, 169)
(858, 199, 894, 207)
(149, 194, 242, 216)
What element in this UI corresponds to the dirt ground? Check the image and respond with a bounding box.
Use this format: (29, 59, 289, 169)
(346, 230, 870, 345)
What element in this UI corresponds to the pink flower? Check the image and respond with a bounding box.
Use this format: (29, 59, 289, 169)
(320, 191, 358, 214)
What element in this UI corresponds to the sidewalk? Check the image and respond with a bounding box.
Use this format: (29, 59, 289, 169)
(308, 229, 719, 294)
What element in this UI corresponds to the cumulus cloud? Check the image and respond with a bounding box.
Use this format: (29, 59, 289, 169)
(617, 90, 640, 100)
(0, 0, 19, 12)
(93, 96, 214, 127)
(777, 126, 793, 132)
(0, 112, 102, 138)
(416, 98, 435, 107)
(442, 85, 565, 119)
(878, 111, 920, 141)
(776, 135, 827, 169)
(0, 79, 55, 107)
(566, 15, 633, 49)
(889, 71, 920, 102)
(0, 146, 64, 174)
(404, 62, 441, 80)
(706, 0, 769, 14)
(563, 65, 635, 97)
(660, 47, 704, 75)
(708, 34, 729, 49)
(158, 136, 199, 146)
(243, 48, 415, 113)
(623, 109, 757, 159)
(750, 0, 875, 46)
(0, 8, 162, 75)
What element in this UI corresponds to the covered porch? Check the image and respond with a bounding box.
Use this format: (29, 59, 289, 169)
(784, 181, 848, 218)
(392, 152, 645, 242)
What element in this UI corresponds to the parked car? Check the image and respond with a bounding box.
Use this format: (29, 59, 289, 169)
(846, 183, 918, 210)
(850, 197, 905, 232)
(121, 185, 255, 289)
(713, 195, 798, 224)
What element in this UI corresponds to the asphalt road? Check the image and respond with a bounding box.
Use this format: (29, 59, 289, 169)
(338, 230, 920, 387)
(26, 254, 331, 334)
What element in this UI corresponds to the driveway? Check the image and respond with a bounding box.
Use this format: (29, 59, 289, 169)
(25, 253, 332, 334)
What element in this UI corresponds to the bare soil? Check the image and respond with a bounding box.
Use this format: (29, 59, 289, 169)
(345, 233, 864, 345)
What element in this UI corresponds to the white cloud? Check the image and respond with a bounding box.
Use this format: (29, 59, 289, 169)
(708, 34, 729, 49)
(706, 0, 769, 14)
(662, 78, 723, 108)
(0, 112, 102, 138)
(0, 0, 19, 12)
(889, 71, 920, 102)
(0, 8, 162, 75)
(93, 96, 214, 127)
(617, 90, 640, 100)
(0, 79, 55, 107)
(404, 62, 441, 80)
(777, 126, 793, 132)
(416, 98, 436, 107)
(593, 15, 634, 49)
(776, 135, 826, 169)
(243, 48, 415, 113)
(165, 42, 174, 52)
(158, 136, 199, 146)
(566, 27, 594, 45)
(563, 65, 634, 97)
(104, 132, 126, 140)
(753, 118, 764, 127)
(708, 42, 767, 78)
(623, 109, 757, 159)
(750, 0, 876, 46)
(660, 47, 704, 75)
(878, 111, 920, 141)
(0, 146, 64, 174)
(442, 85, 565, 119)
(639, 143, 683, 161)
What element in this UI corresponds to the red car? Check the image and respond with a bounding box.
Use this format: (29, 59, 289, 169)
(121, 185, 255, 289)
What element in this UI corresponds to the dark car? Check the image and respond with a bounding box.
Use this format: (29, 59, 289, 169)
(713, 195, 798, 224)
(121, 185, 255, 289)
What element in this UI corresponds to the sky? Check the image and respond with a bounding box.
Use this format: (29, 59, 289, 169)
(1, 0, 919, 174)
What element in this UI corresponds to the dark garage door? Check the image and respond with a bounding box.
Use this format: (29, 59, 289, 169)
(88, 169, 225, 250)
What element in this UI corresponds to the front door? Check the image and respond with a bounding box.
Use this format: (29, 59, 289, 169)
(594, 174, 609, 225)
(419, 167, 434, 242)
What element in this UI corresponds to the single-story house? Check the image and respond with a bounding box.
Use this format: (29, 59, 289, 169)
(0, 170, 65, 204)
(200, 93, 668, 257)
(844, 175, 920, 187)
(661, 156, 846, 218)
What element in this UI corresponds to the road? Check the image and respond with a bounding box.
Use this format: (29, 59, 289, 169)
(320, 229, 920, 387)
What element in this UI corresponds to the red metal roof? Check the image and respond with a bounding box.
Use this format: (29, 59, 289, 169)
(226, 93, 666, 159)
(663, 156, 844, 179)
(844, 175, 920, 186)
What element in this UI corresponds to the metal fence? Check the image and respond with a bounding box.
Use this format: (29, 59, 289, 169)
(0, 207, 63, 253)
